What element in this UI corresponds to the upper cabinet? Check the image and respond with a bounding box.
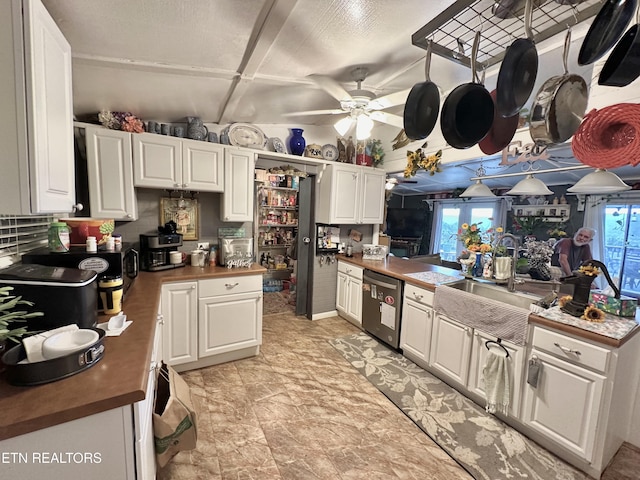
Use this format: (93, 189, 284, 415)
(316, 164, 385, 225)
(221, 148, 255, 222)
(133, 133, 224, 192)
(0, 0, 75, 214)
(84, 126, 138, 221)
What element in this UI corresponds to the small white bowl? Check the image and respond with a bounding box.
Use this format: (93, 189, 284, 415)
(41, 329, 99, 360)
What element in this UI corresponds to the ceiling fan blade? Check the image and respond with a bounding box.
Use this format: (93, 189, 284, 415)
(368, 88, 412, 110)
(283, 109, 345, 116)
(370, 111, 404, 128)
(309, 74, 353, 102)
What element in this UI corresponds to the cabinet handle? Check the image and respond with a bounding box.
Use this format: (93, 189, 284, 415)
(225, 282, 239, 288)
(413, 293, 423, 300)
(126, 214, 132, 218)
(182, 183, 188, 188)
(191, 285, 196, 289)
(174, 183, 180, 188)
(72, 203, 84, 212)
(463, 326, 470, 332)
(553, 342, 581, 356)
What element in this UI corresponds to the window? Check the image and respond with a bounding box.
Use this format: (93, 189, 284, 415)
(603, 204, 640, 297)
(431, 199, 507, 261)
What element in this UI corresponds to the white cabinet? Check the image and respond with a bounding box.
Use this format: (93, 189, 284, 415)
(84, 125, 138, 220)
(400, 284, 434, 367)
(221, 147, 255, 222)
(336, 261, 363, 326)
(316, 164, 385, 224)
(133, 133, 224, 192)
(429, 313, 473, 386)
(198, 275, 262, 357)
(0, 0, 75, 214)
(161, 281, 198, 366)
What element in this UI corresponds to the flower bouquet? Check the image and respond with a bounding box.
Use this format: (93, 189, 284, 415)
(98, 110, 145, 133)
(522, 238, 554, 281)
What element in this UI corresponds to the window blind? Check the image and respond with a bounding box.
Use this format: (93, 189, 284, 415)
(0, 215, 53, 268)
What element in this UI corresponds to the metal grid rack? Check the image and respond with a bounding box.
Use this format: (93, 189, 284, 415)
(412, 0, 603, 68)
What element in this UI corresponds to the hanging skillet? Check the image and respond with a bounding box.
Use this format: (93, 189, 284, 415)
(496, 0, 538, 117)
(479, 89, 519, 155)
(578, 0, 637, 65)
(529, 29, 588, 146)
(599, 5, 640, 86)
(404, 40, 440, 140)
(440, 31, 494, 149)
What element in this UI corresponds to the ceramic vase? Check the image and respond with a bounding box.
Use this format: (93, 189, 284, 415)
(472, 252, 483, 277)
(289, 128, 306, 156)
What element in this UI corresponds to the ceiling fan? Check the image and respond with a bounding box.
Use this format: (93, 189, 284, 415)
(287, 67, 410, 139)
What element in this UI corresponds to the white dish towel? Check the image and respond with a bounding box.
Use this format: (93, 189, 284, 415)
(483, 346, 510, 415)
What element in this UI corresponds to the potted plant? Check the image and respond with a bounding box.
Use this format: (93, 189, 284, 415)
(0, 286, 43, 369)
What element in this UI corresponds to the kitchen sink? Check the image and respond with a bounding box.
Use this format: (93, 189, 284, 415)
(448, 279, 540, 310)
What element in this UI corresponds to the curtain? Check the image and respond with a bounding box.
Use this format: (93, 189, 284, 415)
(429, 201, 442, 254)
(582, 195, 605, 263)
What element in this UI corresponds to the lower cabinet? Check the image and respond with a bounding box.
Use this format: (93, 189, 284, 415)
(429, 313, 473, 386)
(161, 274, 263, 372)
(400, 284, 434, 366)
(336, 261, 363, 326)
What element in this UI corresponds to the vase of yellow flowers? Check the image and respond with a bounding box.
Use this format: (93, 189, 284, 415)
(457, 222, 503, 277)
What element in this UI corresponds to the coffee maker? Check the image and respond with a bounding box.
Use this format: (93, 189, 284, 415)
(140, 223, 184, 271)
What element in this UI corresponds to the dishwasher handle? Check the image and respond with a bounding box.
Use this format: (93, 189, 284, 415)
(363, 273, 399, 290)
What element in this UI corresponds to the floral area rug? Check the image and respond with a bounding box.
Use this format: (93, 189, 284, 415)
(329, 332, 588, 480)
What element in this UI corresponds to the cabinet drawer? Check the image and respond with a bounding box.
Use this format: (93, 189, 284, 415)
(531, 327, 611, 373)
(338, 261, 363, 280)
(199, 275, 262, 298)
(404, 284, 434, 307)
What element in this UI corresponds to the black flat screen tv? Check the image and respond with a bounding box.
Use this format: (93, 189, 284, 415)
(386, 208, 425, 238)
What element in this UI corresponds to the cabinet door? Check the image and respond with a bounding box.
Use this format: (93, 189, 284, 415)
(359, 169, 385, 224)
(400, 299, 433, 365)
(336, 271, 349, 315)
(85, 127, 138, 220)
(330, 167, 359, 224)
(221, 148, 255, 221)
(468, 331, 523, 418)
(161, 282, 198, 366)
(522, 349, 604, 461)
(346, 277, 363, 324)
(182, 141, 224, 192)
(199, 291, 262, 357)
(133, 134, 182, 188)
(24, 0, 75, 213)
(429, 313, 473, 386)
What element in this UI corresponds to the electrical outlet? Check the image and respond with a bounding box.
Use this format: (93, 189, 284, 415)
(197, 242, 210, 250)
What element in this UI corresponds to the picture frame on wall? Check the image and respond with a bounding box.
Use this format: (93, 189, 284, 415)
(160, 197, 199, 240)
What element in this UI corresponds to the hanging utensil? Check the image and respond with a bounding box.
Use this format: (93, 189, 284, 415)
(440, 31, 495, 149)
(599, 4, 640, 86)
(496, 0, 539, 117)
(403, 40, 440, 140)
(529, 28, 588, 145)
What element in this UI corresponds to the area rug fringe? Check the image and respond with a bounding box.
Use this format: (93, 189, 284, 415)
(329, 332, 588, 480)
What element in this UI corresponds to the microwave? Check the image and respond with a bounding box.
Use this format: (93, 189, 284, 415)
(22, 245, 138, 310)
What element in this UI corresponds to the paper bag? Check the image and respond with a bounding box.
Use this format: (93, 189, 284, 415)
(153, 362, 198, 468)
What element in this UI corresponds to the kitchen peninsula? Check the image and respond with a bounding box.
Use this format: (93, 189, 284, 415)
(0, 264, 265, 479)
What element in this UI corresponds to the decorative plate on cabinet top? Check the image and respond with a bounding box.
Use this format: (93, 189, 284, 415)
(227, 123, 268, 149)
(322, 143, 339, 161)
(269, 137, 287, 154)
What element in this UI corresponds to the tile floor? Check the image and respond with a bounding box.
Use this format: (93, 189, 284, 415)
(159, 302, 640, 480)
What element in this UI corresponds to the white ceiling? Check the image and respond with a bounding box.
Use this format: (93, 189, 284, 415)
(42, 0, 640, 195)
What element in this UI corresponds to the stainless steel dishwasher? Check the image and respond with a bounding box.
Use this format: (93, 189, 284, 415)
(362, 269, 403, 349)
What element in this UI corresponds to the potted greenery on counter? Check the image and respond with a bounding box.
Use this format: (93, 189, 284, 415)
(0, 286, 43, 360)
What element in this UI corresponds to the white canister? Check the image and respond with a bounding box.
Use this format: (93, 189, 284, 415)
(191, 250, 205, 267)
(169, 251, 182, 265)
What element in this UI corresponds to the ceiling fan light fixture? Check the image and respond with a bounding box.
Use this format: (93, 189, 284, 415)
(334, 116, 354, 136)
(460, 179, 496, 197)
(567, 169, 632, 193)
(356, 114, 374, 140)
(506, 174, 553, 196)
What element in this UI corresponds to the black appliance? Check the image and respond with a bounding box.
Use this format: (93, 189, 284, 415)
(21, 244, 138, 311)
(362, 269, 404, 349)
(140, 232, 184, 271)
(0, 263, 98, 331)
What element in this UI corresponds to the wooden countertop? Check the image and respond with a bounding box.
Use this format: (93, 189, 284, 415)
(0, 264, 266, 441)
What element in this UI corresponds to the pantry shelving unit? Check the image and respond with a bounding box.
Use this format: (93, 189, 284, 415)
(255, 176, 299, 291)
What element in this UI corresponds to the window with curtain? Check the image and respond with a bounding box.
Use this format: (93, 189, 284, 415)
(602, 203, 640, 298)
(431, 199, 508, 261)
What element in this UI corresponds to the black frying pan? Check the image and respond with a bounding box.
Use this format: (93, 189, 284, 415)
(496, 0, 538, 117)
(404, 40, 440, 140)
(578, 0, 637, 65)
(479, 89, 519, 155)
(599, 20, 640, 86)
(440, 31, 494, 149)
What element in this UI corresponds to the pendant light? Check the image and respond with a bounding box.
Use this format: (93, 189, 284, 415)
(460, 179, 496, 197)
(506, 173, 553, 196)
(567, 169, 632, 193)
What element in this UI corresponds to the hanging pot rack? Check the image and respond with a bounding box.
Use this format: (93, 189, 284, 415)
(412, 0, 603, 69)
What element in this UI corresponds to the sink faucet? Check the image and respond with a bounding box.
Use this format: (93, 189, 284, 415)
(495, 233, 519, 292)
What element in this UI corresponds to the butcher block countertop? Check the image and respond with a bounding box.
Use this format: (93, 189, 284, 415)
(340, 254, 640, 348)
(0, 264, 266, 442)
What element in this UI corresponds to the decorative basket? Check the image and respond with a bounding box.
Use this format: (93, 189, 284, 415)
(571, 103, 640, 169)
